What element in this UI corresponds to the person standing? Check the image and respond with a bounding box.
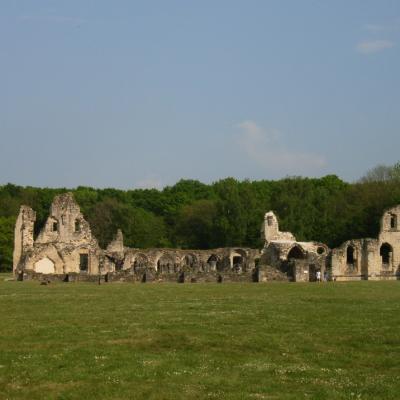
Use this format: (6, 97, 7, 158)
(316, 270, 321, 282)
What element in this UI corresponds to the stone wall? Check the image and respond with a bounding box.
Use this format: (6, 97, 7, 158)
(13, 205, 36, 274)
(13, 194, 400, 283)
(259, 211, 329, 282)
(331, 205, 400, 281)
(15, 193, 262, 283)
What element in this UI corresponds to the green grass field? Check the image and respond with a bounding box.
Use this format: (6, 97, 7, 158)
(0, 277, 399, 400)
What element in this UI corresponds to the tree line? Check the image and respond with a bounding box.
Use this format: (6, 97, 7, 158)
(1, 162, 400, 272)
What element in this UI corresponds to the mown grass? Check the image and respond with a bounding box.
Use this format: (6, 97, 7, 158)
(0, 280, 399, 400)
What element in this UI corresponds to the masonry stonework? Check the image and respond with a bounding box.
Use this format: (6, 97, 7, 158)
(13, 193, 400, 282)
(13, 193, 261, 283)
(331, 205, 400, 280)
(259, 211, 329, 282)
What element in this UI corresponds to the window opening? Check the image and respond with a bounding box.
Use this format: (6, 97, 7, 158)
(52, 221, 58, 232)
(75, 220, 81, 232)
(79, 254, 89, 272)
(346, 246, 355, 264)
(380, 243, 392, 265)
(390, 215, 397, 229)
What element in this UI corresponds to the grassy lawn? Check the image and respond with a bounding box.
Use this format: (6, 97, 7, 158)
(0, 280, 399, 400)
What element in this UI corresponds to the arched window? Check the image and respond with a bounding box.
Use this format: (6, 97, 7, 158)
(288, 245, 305, 260)
(346, 246, 355, 265)
(390, 214, 397, 230)
(380, 243, 392, 265)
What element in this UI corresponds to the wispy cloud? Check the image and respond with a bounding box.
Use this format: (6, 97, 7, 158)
(235, 121, 326, 174)
(19, 15, 86, 24)
(356, 39, 394, 54)
(364, 18, 400, 32)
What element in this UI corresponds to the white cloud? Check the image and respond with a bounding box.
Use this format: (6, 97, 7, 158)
(356, 40, 394, 54)
(235, 121, 326, 174)
(364, 19, 400, 32)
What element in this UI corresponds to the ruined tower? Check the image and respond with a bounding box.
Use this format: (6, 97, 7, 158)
(261, 211, 296, 243)
(13, 206, 36, 273)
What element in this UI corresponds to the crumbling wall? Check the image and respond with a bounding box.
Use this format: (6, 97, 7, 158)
(260, 235, 329, 282)
(261, 211, 296, 243)
(331, 239, 366, 281)
(16, 192, 400, 284)
(331, 205, 400, 280)
(35, 193, 94, 245)
(13, 206, 36, 274)
(377, 206, 400, 279)
(21, 193, 101, 276)
(115, 247, 261, 283)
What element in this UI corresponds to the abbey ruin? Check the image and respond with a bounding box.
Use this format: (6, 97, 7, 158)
(13, 193, 400, 282)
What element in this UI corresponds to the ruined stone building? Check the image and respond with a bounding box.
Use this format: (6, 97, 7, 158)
(331, 205, 400, 280)
(12, 193, 400, 282)
(259, 211, 329, 282)
(13, 193, 261, 283)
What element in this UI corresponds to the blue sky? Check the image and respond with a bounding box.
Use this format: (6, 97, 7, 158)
(1, 1, 399, 188)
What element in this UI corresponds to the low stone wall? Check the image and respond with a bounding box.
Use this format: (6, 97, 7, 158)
(22, 269, 260, 284)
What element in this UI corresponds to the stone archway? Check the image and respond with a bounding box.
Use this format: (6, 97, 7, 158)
(207, 254, 219, 271)
(287, 245, 305, 260)
(181, 254, 197, 268)
(231, 249, 247, 272)
(157, 254, 175, 273)
(132, 253, 149, 273)
(34, 257, 55, 274)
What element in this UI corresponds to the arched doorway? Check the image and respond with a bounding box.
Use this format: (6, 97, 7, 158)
(207, 254, 218, 271)
(157, 254, 174, 273)
(132, 254, 148, 273)
(182, 254, 197, 269)
(231, 250, 246, 272)
(286, 245, 305, 282)
(287, 245, 305, 260)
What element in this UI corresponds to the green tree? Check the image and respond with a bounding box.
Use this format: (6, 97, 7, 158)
(0, 216, 15, 271)
(213, 178, 246, 246)
(176, 199, 217, 249)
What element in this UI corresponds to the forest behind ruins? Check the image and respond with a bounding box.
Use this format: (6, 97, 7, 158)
(1, 162, 400, 271)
